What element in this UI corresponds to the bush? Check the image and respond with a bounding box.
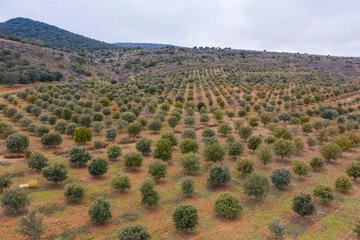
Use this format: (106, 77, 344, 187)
(135, 138, 152, 155)
(217, 123, 232, 135)
(203, 142, 226, 162)
(0, 174, 12, 191)
(236, 157, 255, 176)
(42, 162, 68, 183)
(15, 209, 44, 239)
(6, 133, 29, 152)
(292, 193, 316, 216)
(180, 139, 199, 154)
(181, 177, 195, 196)
(178, 153, 200, 175)
(148, 160, 168, 181)
(122, 152, 143, 170)
(184, 116, 196, 126)
(247, 135, 262, 151)
(140, 180, 159, 207)
(293, 160, 310, 178)
(74, 126, 92, 143)
(126, 122, 142, 137)
(202, 127, 215, 138)
(148, 119, 163, 133)
(69, 146, 92, 167)
(0, 121, 15, 139)
(54, 120, 68, 133)
(160, 131, 178, 146)
(35, 125, 50, 137)
(256, 144, 274, 166)
(117, 223, 151, 240)
(172, 204, 199, 230)
(227, 141, 244, 159)
(313, 184, 334, 204)
(106, 128, 117, 141)
(335, 175, 352, 192)
(107, 144, 122, 160)
(27, 152, 49, 170)
(346, 161, 360, 180)
(273, 138, 295, 160)
(354, 221, 360, 238)
(181, 128, 196, 140)
(41, 132, 63, 147)
(238, 125, 252, 141)
(1, 187, 30, 212)
(214, 192, 242, 218)
(65, 123, 77, 136)
(111, 174, 131, 192)
(270, 168, 292, 189)
(207, 163, 231, 185)
(319, 143, 342, 162)
(88, 157, 108, 177)
(268, 218, 286, 237)
(64, 182, 85, 202)
(243, 172, 270, 199)
(88, 197, 112, 224)
(310, 157, 325, 170)
(154, 139, 172, 162)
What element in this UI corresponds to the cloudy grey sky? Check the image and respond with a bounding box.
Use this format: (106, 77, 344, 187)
(1, 0, 360, 56)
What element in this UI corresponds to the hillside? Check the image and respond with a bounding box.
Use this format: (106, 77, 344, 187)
(114, 42, 178, 49)
(0, 18, 117, 52)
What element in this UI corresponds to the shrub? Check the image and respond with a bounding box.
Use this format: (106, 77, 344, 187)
(41, 132, 63, 147)
(64, 182, 85, 202)
(214, 192, 242, 218)
(207, 163, 231, 185)
(111, 174, 131, 192)
(181, 128, 196, 140)
(27, 152, 49, 170)
(181, 177, 195, 196)
(243, 172, 270, 199)
(172, 204, 199, 230)
(293, 160, 310, 178)
(42, 162, 68, 183)
(154, 139, 172, 162)
(256, 144, 274, 166)
(107, 144, 122, 160)
(178, 153, 200, 174)
(203, 142, 226, 162)
(346, 161, 360, 180)
(35, 125, 50, 137)
(117, 223, 151, 240)
(148, 160, 168, 181)
(54, 120, 68, 133)
(313, 184, 334, 204)
(135, 138, 152, 155)
(0, 121, 15, 139)
(88, 157, 108, 177)
(140, 180, 159, 207)
(273, 138, 295, 160)
(270, 168, 292, 189)
(292, 193, 316, 216)
(268, 218, 286, 237)
(160, 131, 178, 146)
(310, 157, 325, 170)
(15, 209, 44, 239)
(184, 116, 196, 126)
(106, 128, 117, 141)
(126, 122, 142, 137)
(227, 141, 244, 159)
(180, 139, 199, 154)
(0, 174, 12, 191)
(217, 123, 232, 135)
(319, 143, 342, 162)
(69, 146, 92, 167)
(88, 197, 112, 224)
(65, 123, 77, 136)
(1, 187, 30, 212)
(238, 125, 252, 141)
(74, 126, 92, 143)
(335, 175, 352, 192)
(202, 127, 215, 138)
(6, 133, 29, 152)
(354, 221, 360, 238)
(167, 116, 179, 128)
(148, 119, 163, 133)
(247, 135, 262, 151)
(236, 157, 255, 176)
(124, 152, 143, 170)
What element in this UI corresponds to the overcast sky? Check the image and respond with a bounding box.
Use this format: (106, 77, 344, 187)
(1, 0, 360, 56)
